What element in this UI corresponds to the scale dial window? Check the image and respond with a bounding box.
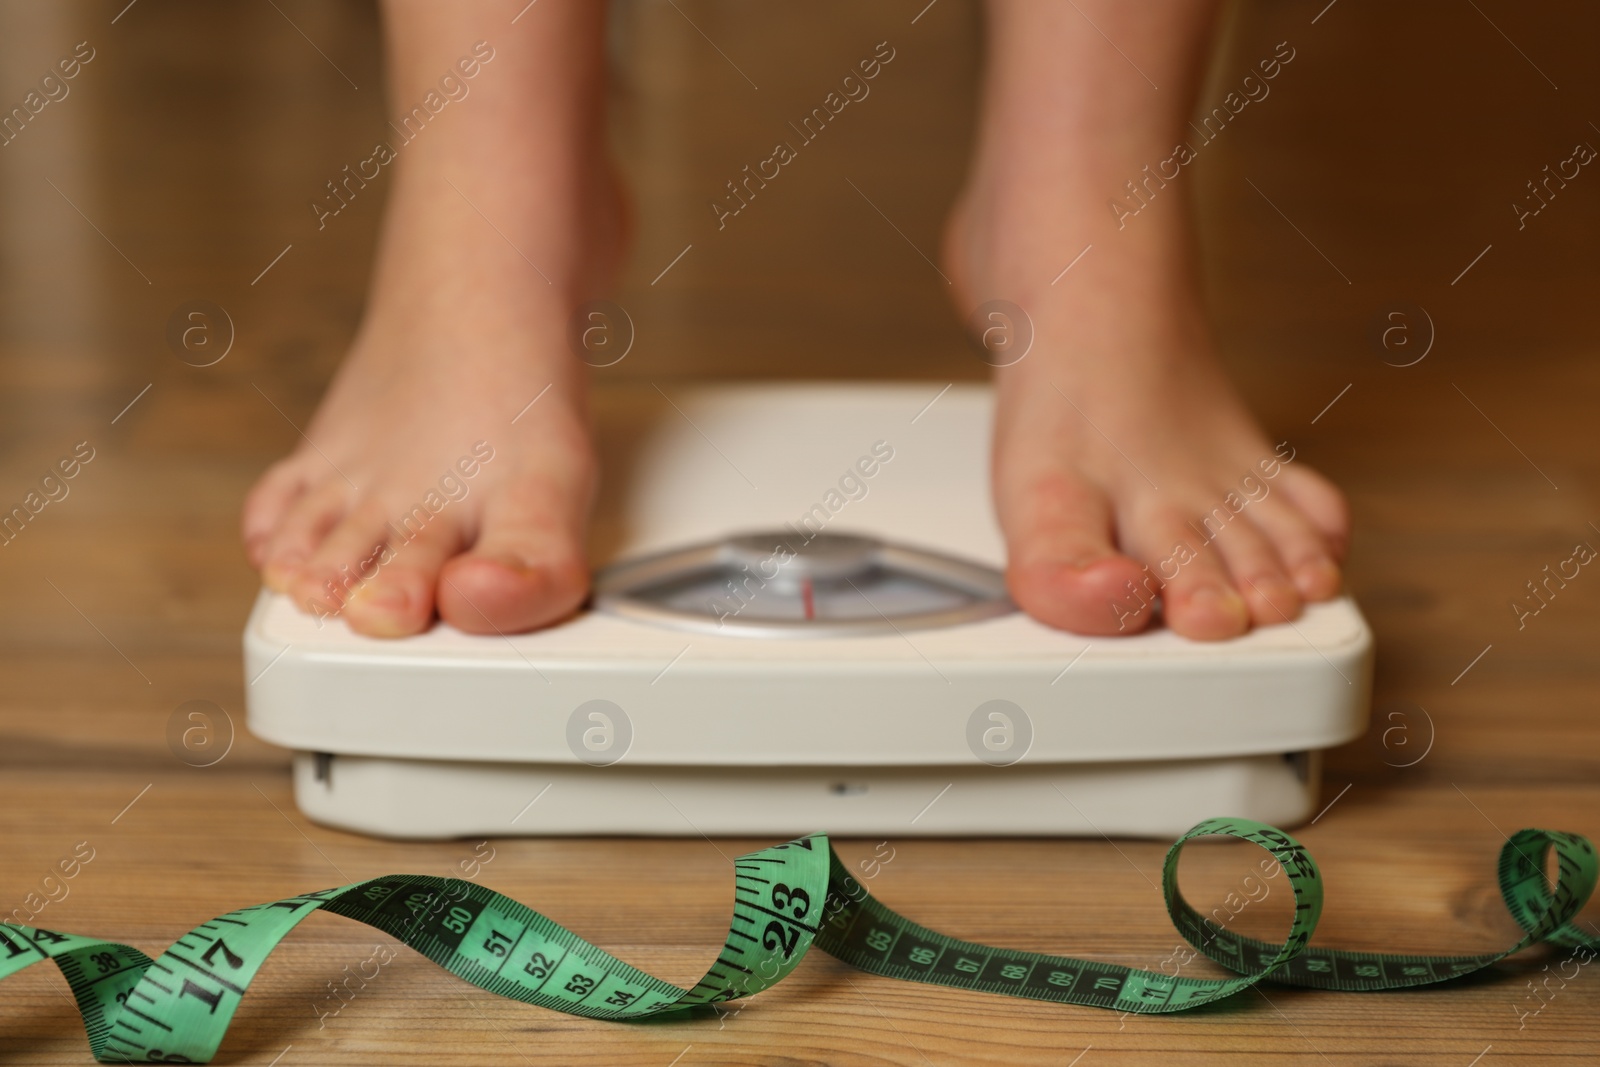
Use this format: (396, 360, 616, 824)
(594, 531, 1014, 638)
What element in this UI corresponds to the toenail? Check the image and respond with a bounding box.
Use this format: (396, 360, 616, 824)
(1294, 559, 1341, 598)
(1248, 575, 1298, 606)
(263, 557, 302, 592)
(1190, 585, 1248, 619)
(352, 585, 409, 613)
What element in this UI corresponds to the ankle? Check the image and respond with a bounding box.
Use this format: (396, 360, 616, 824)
(364, 139, 629, 317)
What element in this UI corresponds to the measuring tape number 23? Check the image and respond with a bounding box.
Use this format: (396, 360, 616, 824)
(3, 817, 1597, 1063)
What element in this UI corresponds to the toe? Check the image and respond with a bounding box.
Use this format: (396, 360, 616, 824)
(436, 481, 589, 634)
(261, 481, 350, 593)
(1277, 464, 1351, 561)
(1245, 497, 1343, 602)
(997, 468, 1154, 635)
(1124, 505, 1251, 641)
(1207, 512, 1304, 627)
(286, 501, 392, 619)
(242, 460, 306, 568)
(342, 517, 463, 637)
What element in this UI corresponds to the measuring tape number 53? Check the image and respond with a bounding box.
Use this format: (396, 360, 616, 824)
(3, 817, 1596, 1063)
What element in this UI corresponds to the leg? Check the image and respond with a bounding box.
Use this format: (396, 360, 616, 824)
(242, 0, 625, 635)
(947, 0, 1348, 640)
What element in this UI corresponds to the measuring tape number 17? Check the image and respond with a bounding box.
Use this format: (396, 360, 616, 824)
(2, 817, 1596, 1063)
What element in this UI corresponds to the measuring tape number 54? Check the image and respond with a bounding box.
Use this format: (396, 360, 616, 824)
(3, 817, 1596, 1063)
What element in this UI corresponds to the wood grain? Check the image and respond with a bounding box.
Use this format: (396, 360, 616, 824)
(2, 1, 1599, 1063)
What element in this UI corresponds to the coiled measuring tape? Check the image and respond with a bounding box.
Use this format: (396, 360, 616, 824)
(4, 817, 1597, 1064)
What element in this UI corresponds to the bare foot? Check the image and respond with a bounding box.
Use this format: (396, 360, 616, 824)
(949, 0, 1348, 640)
(242, 0, 621, 636)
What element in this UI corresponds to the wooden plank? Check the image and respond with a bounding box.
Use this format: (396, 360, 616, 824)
(1, 0, 1597, 1063)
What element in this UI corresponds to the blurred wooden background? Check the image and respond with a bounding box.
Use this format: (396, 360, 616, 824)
(1, 1, 1598, 1063)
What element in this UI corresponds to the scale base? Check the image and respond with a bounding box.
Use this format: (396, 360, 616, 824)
(292, 750, 1321, 840)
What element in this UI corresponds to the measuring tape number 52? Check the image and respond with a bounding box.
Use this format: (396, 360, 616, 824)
(3, 817, 1596, 1063)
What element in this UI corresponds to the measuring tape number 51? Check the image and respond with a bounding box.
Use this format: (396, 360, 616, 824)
(3, 817, 1596, 1063)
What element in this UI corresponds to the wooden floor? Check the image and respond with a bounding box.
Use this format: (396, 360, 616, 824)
(3, 0, 1600, 1063)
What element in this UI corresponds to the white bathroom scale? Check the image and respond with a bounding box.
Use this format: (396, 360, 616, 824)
(244, 383, 1372, 839)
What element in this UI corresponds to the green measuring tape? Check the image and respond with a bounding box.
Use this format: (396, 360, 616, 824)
(5, 817, 1597, 1063)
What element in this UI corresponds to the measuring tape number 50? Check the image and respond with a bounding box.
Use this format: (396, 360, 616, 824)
(3, 817, 1596, 1063)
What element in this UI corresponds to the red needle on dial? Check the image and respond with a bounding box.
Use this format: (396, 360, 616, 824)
(801, 577, 815, 621)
